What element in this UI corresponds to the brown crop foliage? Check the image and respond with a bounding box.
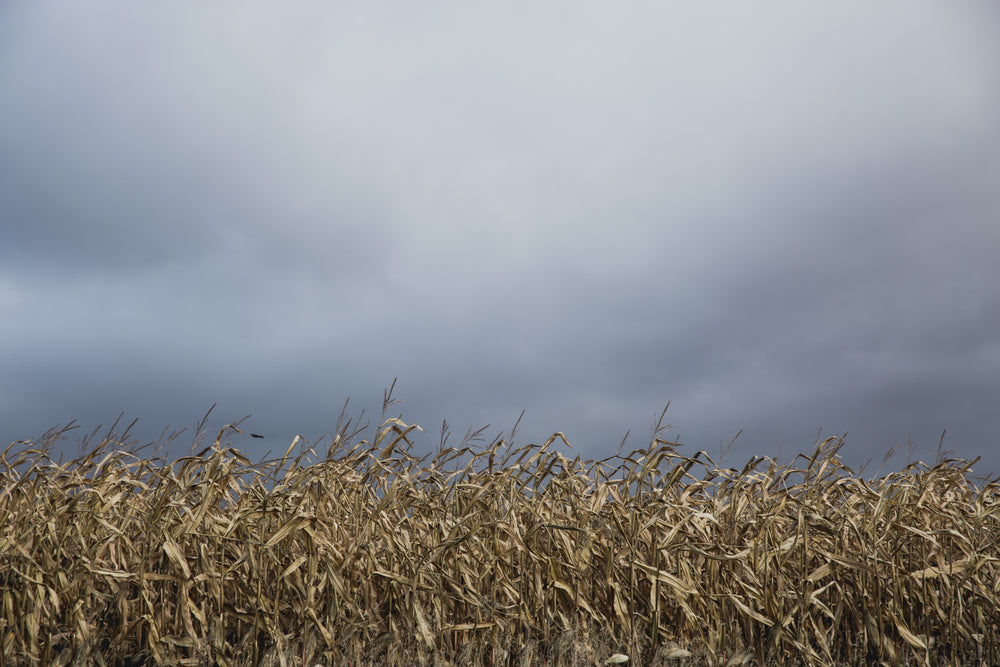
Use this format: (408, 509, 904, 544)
(2, 396, 998, 666)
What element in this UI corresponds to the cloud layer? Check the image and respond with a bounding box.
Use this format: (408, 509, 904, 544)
(2, 2, 998, 475)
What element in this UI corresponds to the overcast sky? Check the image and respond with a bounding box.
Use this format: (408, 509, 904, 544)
(2, 3, 998, 479)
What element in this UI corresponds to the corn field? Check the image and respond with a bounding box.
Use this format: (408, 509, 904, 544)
(2, 401, 998, 666)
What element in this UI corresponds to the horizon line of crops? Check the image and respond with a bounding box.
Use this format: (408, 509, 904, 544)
(2, 391, 999, 666)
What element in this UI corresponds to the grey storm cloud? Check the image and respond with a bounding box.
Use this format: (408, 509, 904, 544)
(1, 2, 998, 476)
